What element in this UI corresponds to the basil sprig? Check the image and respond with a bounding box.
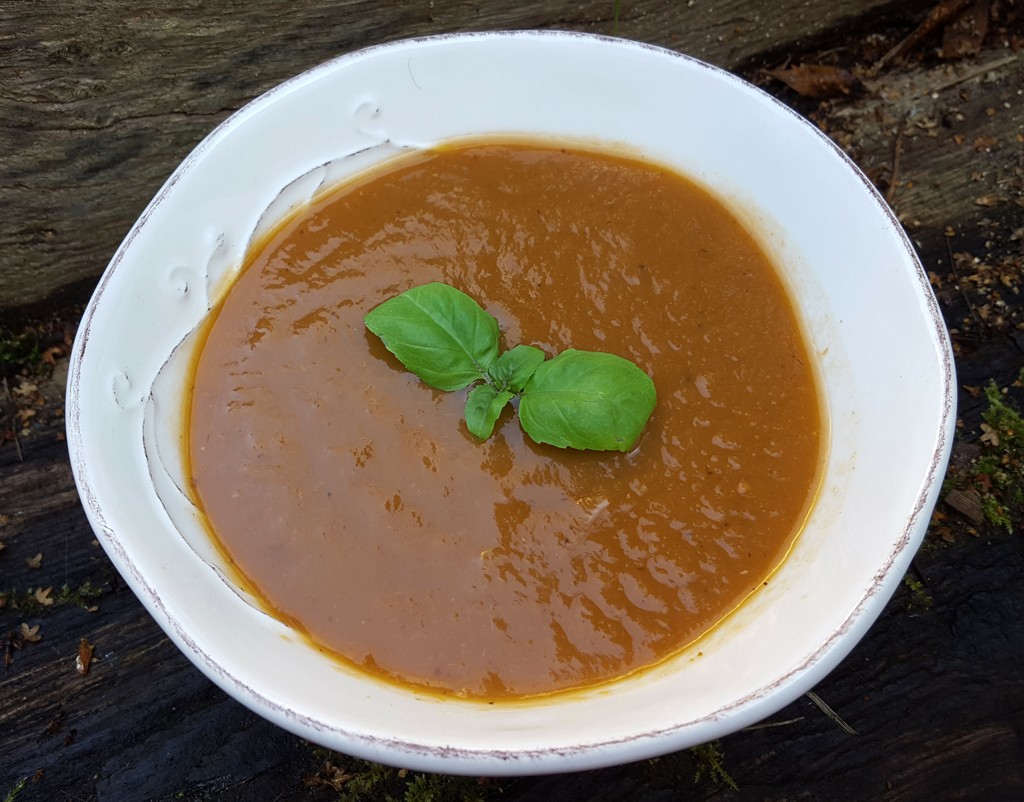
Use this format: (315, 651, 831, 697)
(365, 283, 656, 452)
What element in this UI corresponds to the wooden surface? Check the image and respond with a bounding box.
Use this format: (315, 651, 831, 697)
(3, 1, 1024, 800)
(0, 0, 933, 310)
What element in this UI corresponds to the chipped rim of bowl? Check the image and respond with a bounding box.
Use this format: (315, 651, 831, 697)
(66, 30, 956, 774)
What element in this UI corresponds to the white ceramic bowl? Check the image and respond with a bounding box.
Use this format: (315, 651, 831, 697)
(67, 31, 954, 775)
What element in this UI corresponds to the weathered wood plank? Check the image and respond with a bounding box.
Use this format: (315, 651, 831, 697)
(0, 0, 932, 310)
(823, 47, 1024, 258)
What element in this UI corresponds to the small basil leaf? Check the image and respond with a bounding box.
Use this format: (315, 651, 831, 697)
(519, 349, 656, 451)
(365, 283, 500, 391)
(487, 345, 547, 393)
(465, 384, 515, 440)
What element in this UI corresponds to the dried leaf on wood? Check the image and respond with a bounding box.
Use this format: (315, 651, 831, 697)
(941, 0, 990, 58)
(76, 638, 94, 675)
(11, 381, 38, 397)
(303, 761, 355, 791)
(40, 346, 63, 366)
(34, 586, 54, 606)
(20, 623, 42, 643)
(25, 552, 43, 569)
(768, 64, 861, 99)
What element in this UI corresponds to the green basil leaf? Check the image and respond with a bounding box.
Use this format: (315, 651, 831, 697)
(487, 344, 546, 393)
(365, 283, 500, 391)
(465, 384, 515, 440)
(519, 349, 656, 451)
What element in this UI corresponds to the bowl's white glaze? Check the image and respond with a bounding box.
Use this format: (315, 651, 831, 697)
(66, 32, 955, 775)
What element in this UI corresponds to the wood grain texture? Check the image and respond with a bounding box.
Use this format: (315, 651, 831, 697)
(0, 0, 930, 310)
(824, 47, 1024, 256)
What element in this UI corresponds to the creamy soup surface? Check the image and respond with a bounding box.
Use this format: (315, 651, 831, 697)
(188, 142, 823, 699)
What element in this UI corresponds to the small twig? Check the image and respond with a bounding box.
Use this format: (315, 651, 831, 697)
(886, 116, 908, 206)
(742, 716, 805, 731)
(806, 690, 859, 735)
(56, 791, 91, 802)
(1, 376, 23, 462)
(875, 0, 974, 71)
(867, 52, 1021, 105)
(926, 53, 1022, 96)
(946, 234, 985, 334)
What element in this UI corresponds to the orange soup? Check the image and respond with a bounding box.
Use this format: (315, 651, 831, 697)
(188, 142, 823, 699)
